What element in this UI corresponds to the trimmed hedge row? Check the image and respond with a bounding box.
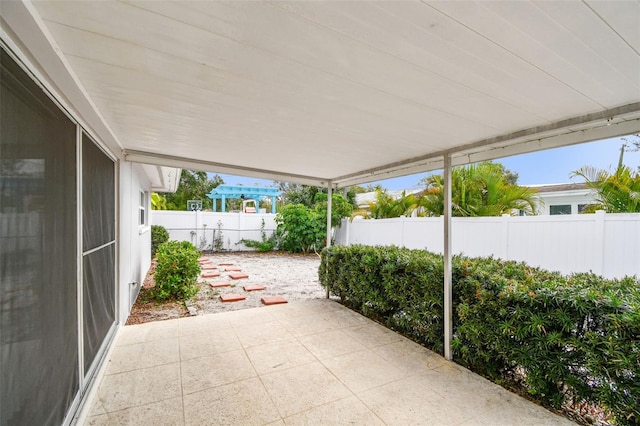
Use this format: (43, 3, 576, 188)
(319, 245, 639, 425)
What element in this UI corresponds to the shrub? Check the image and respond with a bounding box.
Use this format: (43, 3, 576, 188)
(153, 240, 200, 301)
(275, 204, 325, 253)
(239, 219, 276, 252)
(320, 245, 640, 425)
(151, 225, 169, 257)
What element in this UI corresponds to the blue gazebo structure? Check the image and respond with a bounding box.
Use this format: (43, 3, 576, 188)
(207, 185, 281, 213)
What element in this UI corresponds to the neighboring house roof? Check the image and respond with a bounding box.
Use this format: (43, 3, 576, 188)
(527, 183, 589, 193)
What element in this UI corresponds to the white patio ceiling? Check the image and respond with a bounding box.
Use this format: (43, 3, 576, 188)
(3, 0, 640, 187)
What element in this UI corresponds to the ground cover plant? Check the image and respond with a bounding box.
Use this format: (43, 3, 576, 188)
(320, 245, 639, 425)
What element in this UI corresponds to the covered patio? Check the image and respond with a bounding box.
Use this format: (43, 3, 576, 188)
(85, 299, 572, 425)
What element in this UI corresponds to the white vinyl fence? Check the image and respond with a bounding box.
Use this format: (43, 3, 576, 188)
(152, 211, 276, 252)
(334, 211, 640, 279)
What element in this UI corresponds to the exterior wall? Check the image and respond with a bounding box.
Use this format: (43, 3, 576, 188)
(335, 212, 640, 279)
(152, 211, 277, 251)
(118, 162, 153, 324)
(535, 189, 598, 215)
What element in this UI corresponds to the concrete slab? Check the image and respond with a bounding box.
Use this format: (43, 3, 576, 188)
(262, 296, 287, 305)
(229, 273, 249, 280)
(201, 271, 220, 278)
(85, 300, 575, 426)
(220, 294, 246, 302)
(224, 266, 243, 272)
(209, 281, 231, 288)
(200, 265, 218, 270)
(243, 284, 266, 292)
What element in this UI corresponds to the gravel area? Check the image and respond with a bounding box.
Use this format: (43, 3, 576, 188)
(127, 252, 325, 324)
(192, 252, 325, 314)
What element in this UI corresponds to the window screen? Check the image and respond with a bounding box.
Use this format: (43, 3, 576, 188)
(82, 133, 116, 374)
(550, 205, 572, 215)
(1, 47, 79, 426)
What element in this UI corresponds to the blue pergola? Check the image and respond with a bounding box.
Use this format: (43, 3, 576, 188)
(207, 185, 281, 213)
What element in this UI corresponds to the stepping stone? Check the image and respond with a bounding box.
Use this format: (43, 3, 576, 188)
(243, 284, 266, 292)
(201, 265, 217, 270)
(209, 282, 231, 288)
(220, 294, 246, 302)
(261, 296, 287, 305)
(219, 262, 234, 266)
(198, 258, 210, 263)
(202, 271, 221, 278)
(229, 273, 249, 280)
(224, 266, 242, 272)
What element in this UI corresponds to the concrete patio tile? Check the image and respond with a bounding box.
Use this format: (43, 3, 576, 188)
(106, 338, 180, 374)
(320, 308, 371, 329)
(116, 320, 179, 346)
(88, 399, 107, 417)
(86, 397, 184, 426)
(372, 338, 447, 376)
(97, 363, 182, 413)
(245, 339, 316, 375)
(234, 321, 296, 348)
(225, 307, 278, 327)
(260, 362, 351, 418)
(358, 374, 471, 425)
(283, 395, 384, 425)
(418, 363, 509, 416)
(181, 349, 256, 395)
(321, 350, 405, 393)
(183, 377, 280, 426)
(278, 314, 336, 337)
(459, 389, 574, 425)
(341, 322, 404, 348)
(178, 329, 242, 361)
(297, 330, 367, 360)
(177, 314, 232, 336)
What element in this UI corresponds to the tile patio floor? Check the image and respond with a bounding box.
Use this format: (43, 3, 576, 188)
(84, 299, 574, 425)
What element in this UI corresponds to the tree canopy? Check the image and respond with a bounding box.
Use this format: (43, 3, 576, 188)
(420, 162, 538, 217)
(571, 140, 640, 213)
(158, 170, 224, 210)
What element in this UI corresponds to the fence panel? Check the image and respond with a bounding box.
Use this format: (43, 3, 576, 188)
(151, 211, 277, 251)
(336, 212, 640, 279)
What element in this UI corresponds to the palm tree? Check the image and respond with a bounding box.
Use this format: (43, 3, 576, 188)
(351, 189, 421, 219)
(419, 162, 538, 217)
(571, 165, 640, 213)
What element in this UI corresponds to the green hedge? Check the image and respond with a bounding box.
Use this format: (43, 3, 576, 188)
(319, 245, 639, 425)
(154, 240, 200, 301)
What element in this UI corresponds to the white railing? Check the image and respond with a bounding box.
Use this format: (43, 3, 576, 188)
(334, 211, 640, 279)
(151, 211, 277, 251)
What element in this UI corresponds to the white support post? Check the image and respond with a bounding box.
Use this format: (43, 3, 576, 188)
(443, 154, 453, 361)
(325, 183, 332, 299)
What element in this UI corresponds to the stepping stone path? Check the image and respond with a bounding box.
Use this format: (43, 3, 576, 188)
(202, 271, 220, 278)
(209, 282, 231, 288)
(261, 296, 287, 305)
(229, 273, 249, 280)
(201, 265, 217, 270)
(220, 294, 246, 302)
(243, 284, 266, 292)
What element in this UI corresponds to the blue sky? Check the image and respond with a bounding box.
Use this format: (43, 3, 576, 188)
(214, 135, 640, 191)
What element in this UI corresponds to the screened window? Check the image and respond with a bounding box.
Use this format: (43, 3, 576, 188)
(139, 191, 148, 226)
(550, 204, 572, 215)
(1, 47, 78, 426)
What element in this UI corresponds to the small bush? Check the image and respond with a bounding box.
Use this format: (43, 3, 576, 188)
(320, 245, 640, 425)
(151, 225, 169, 257)
(239, 219, 277, 252)
(153, 241, 200, 301)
